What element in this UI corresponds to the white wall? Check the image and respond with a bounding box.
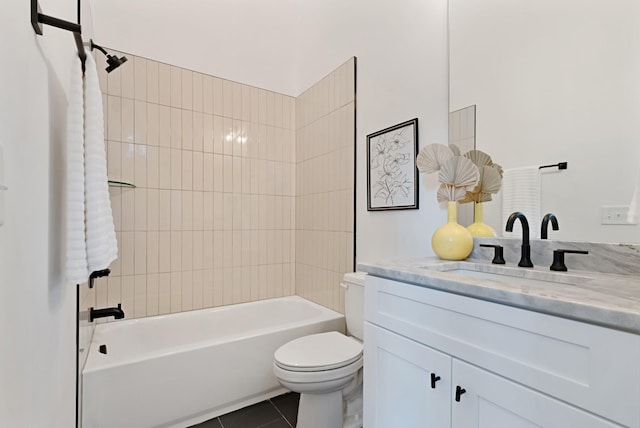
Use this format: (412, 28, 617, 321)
(296, 0, 449, 262)
(0, 1, 76, 427)
(88, 0, 300, 96)
(450, 0, 640, 243)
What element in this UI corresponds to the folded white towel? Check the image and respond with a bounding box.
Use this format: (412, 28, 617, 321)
(628, 169, 640, 224)
(502, 166, 541, 239)
(66, 55, 88, 285)
(65, 53, 118, 285)
(84, 53, 118, 273)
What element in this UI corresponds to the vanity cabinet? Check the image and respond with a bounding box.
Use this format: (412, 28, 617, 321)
(363, 275, 640, 428)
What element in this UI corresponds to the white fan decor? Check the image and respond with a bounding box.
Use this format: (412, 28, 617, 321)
(416, 144, 480, 202)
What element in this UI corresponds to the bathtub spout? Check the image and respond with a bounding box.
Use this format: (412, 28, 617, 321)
(89, 303, 125, 322)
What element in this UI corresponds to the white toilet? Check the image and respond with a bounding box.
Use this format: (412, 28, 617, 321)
(273, 272, 366, 428)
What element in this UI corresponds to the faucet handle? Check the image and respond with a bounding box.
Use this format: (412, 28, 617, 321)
(479, 244, 506, 264)
(550, 249, 589, 271)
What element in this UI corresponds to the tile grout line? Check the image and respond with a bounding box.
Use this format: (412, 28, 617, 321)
(268, 399, 294, 428)
(217, 416, 225, 428)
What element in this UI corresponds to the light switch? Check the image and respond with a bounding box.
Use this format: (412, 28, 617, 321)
(0, 143, 5, 226)
(601, 206, 634, 225)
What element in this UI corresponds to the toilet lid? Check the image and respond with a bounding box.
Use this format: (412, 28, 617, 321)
(274, 331, 363, 372)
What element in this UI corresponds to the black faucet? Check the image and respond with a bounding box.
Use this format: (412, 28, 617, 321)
(505, 212, 533, 267)
(541, 213, 559, 239)
(89, 303, 125, 322)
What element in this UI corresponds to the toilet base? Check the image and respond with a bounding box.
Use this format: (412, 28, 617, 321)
(296, 391, 343, 428)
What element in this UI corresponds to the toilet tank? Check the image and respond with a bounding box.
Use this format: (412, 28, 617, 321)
(342, 272, 366, 341)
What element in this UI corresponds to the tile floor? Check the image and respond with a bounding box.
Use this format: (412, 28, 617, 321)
(190, 392, 300, 428)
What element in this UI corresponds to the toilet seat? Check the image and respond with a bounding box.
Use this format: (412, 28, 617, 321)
(274, 332, 363, 372)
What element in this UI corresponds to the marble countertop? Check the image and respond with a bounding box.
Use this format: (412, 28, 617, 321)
(357, 257, 640, 334)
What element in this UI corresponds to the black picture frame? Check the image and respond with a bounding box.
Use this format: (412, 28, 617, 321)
(366, 118, 419, 211)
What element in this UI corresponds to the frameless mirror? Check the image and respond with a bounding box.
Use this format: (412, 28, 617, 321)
(449, 0, 640, 243)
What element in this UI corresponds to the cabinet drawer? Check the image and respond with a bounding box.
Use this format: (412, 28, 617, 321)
(365, 275, 640, 428)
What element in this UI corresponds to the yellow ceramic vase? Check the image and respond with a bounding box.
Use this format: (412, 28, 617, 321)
(467, 202, 497, 237)
(432, 201, 474, 260)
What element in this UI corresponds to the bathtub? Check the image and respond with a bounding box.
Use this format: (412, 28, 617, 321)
(82, 296, 345, 428)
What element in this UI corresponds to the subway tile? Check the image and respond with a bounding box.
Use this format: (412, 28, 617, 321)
(134, 57, 147, 101)
(170, 231, 182, 272)
(147, 231, 159, 274)
(182, 110, 193, 150)
(182, 151, 193, 191)
(222, 79, 233, 118)
(121, 276, 135, 319)
(107, 96, 122, 141)
(193, 151, 204, 192)
(170, 66, 182, 108)
(192, 269, 203, 310)
(242, 85, 251, 122)
(120, 231, 134, 275)
(203, 269, 214, 308)
(147, 60, 159, 104)
(134, 144, 148, 188)
(121, 98, 134, 143)
(107, 60, 122, 96)
(213, 115, 224, 154)
(134, 101, 147, 144)
(232, 82, 242, 120)
(147, 103, 159, 147)
(134, 274, 147, 317)
(203, 230, 213, 270)
(158, 106, 171, 147)
(134, 231, 147, 275)
(203, 153, 214, 192)
(121, 56, 134, 99)
(210, 269, 222, 307)
(213, 192, 223, 231)
(170, 148, 182, 189)
(193, 191, 204, 231)
(182, 191, 193, 230)
(182, 231, 194, 271)
(147, 146, 159, 189)
(212, 77, 223, 116)
(170, 107, 182, 148)
(202, 74, 213, 114)
(193, 112, 204, 152)
(158, 273, 171, 314)
(171, 190, 182, 230)
(182, 69, 193, 110)
(146, 273, 159, 316)
(170, 271, 182, 313)
(121, 187, 135, 231)
(158, 147, 171, 189)
(203, 114, 214, 153)
(134, 188, 147, 231)
(223, 268, 233, 305)
(203, 193, 214, 231)
(158, 231, 171, 272)
(193, 232, 203, 271)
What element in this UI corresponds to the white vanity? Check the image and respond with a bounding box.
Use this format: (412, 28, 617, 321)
(359, 258, 640, 428)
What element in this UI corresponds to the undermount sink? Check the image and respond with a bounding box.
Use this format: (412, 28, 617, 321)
(422, 262, 593, 288)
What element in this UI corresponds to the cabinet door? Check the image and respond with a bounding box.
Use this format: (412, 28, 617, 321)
(451, 360, 623, 428)
(364, 323, 451, 428)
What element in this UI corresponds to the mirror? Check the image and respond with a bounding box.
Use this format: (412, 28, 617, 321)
(449, 0, 640, 243)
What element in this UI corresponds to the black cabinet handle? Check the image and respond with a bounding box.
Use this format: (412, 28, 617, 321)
(455, 386, 466, 402)
(430, 373, 441, 389)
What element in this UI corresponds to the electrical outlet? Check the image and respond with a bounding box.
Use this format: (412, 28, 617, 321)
(601, 206, 632, 225)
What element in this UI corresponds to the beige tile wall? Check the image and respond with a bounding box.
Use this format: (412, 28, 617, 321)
(93, 51, 297, 319)
(295, 58, 356, 313)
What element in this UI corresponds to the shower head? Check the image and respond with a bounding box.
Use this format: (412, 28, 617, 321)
(90, 40, 128, 73)
(105, 54, 128, 73)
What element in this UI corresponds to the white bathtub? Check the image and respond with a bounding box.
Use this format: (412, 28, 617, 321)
(82, 296, 345, 428)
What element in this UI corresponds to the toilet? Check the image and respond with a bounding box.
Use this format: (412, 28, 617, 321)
(273, 272, 366, 428)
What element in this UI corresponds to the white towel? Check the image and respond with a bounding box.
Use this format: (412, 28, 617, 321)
(65, 53, 118, 285)
(66, 55, 88, 285)
(502, 166, 541, 239)
(84, 53, 118, 273)
(628, 169, 640, 224)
